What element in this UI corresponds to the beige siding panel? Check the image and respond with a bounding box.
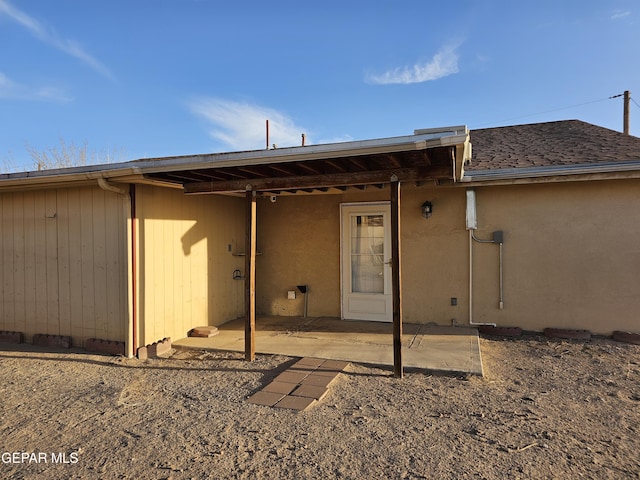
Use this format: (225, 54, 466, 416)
(0, 186, 127, 345)
(136, 186, 244, 345)
(45, 190, 59, 335)
(12, 194, 26, 332)
(67, 189, 84, 340)
(92, 189, 108, 340)
(22, 193, 36, 339)
(33, 192, 48, 334)
(105, 191, 124, 341)
(80, 189, 96, 340)
(2, 194, 15, 331)
(56, 189, 71, 337)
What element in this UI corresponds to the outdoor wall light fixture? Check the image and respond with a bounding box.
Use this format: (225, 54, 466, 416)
(421, 201, 433, 219)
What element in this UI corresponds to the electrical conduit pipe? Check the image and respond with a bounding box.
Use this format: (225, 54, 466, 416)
(466, 189, 497, 327)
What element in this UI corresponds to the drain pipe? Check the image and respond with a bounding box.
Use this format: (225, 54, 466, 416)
(466, 189, 497, 327)
(98, 178, 137, 357)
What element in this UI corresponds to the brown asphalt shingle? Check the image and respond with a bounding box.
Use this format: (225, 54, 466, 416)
(468, 120, 640, 171)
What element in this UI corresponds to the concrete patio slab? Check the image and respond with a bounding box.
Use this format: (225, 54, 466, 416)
(173, 316, 483, 376)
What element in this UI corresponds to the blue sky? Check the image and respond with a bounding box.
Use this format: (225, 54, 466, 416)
(1, 1, 638, 171)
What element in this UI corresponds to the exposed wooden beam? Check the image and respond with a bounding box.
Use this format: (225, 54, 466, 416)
(347, 158, 368, 171)
(237, 166, 271, 177)
(390, 178, 403, 378)
(220, 169, 250, 179)
(244, 190, 257, 362)
(191, 171, 234, 181)
(161, 172, 214, 183)
(385, 153, 403, 168)
(323, 160, 348, 173)
(268, 164, 296, 176)
(184, 166, 451, 194)
(295, 162, 322, 175)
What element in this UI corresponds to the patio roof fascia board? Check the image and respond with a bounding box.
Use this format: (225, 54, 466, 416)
(134, 130, 470, 176)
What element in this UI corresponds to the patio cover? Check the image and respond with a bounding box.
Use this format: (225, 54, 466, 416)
(141, 126, 471, 377)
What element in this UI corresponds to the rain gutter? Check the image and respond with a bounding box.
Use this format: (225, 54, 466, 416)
(461, 160, 640, 184)
(0, 166, 144, 190)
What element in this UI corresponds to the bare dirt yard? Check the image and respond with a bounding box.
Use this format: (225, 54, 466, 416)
(1, 333, 639, 479)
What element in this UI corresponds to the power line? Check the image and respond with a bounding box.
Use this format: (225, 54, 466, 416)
(471, 96, 614, 129)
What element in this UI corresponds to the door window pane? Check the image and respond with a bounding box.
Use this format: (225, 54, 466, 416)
(350, 214, 384, 293)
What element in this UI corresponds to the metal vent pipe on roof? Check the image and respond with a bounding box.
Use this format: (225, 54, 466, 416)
(266, 120, 270, 149)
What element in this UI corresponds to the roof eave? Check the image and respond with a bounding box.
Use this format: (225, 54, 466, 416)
(460, 160, 640, 185)
(0, 129, 470, 189)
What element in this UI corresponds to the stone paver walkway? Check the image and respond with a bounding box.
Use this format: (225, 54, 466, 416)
(247, 357, 349, 411)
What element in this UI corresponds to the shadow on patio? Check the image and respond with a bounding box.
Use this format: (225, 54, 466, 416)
(173, 316, 483, 376)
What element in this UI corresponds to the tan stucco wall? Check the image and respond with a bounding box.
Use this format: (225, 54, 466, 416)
(256, 189, 390, 318)
(254, 179, 640, 335)
(0, 187, 127, 345)
(135, 186, 245, 345)
(466, 179, 640, 334)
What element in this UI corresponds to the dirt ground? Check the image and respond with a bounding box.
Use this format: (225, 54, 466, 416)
(1, 333, 639, 479)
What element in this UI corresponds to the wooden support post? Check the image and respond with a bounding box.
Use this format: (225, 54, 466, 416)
(244, 189, 257, 361)
(624, 90, 630, 135)
(390, 177, 403, 378)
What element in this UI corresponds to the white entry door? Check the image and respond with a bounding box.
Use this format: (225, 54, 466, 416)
(341, 203, 392, 322)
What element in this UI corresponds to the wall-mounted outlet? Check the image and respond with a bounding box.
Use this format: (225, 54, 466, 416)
(287, 290, 296, 300)
(451, 297, 458, 306)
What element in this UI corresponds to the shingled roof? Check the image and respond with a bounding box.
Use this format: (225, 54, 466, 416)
(468, 120, 640, 171)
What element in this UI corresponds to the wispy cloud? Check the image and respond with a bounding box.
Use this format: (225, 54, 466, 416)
(611, 10, 631, 20)
(317, 134, 354, 144)
(0, 0, 114, 80)
(366, 43, 461, 85)
(0, 72, 72, 102)
(188, 98, 308, 151)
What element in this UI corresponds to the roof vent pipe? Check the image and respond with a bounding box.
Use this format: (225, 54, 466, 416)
(266, 120, 270, 149)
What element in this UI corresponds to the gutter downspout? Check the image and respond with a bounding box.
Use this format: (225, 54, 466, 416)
(97, 179, 137, 358)
(466, 189, 497, 327)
